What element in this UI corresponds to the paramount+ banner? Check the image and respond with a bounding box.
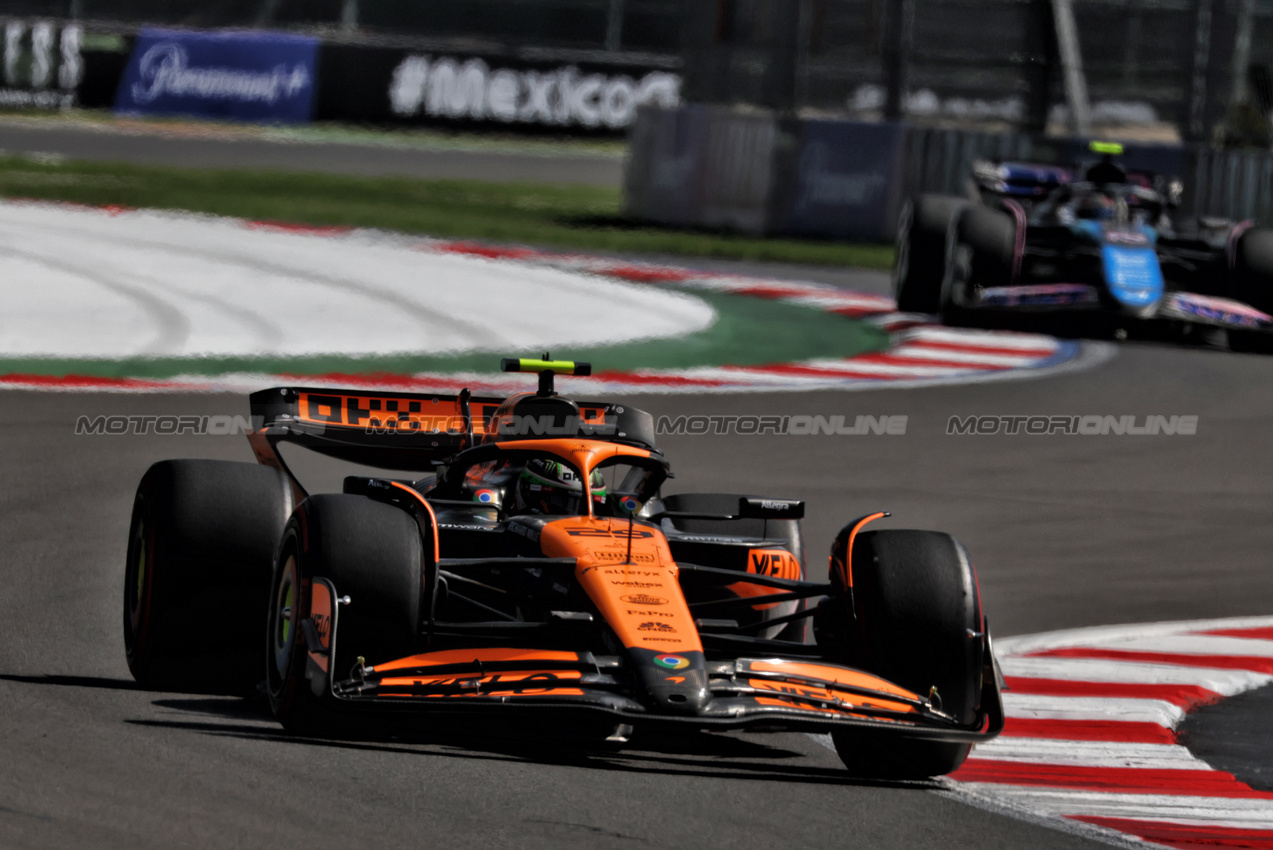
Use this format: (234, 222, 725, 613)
(316, 44, 680, 132)
(115, 29, 318, 123)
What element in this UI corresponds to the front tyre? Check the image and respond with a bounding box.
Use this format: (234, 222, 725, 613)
(1227, 328, 1273, 354)
(1228, 229, 1273, 353)
(825, 530, 984, 779)
(1233, 228, 1273, 314)
(267, 495, 423, 735)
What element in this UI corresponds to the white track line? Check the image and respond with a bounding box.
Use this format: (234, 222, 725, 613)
(999, 694, 1185, 727)
(970, 740, 1210, 770)
(1001, 657, 1272, 694)
(960, 789, 1273, 823)
(1060, 634, 1273, 658)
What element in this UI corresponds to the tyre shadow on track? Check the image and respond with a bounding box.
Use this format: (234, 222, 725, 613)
(0, 673, 143, 691)
(123, 694, 935, 790)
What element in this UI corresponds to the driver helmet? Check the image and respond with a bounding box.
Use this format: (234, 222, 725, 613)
(1085, 155, 1127, 186)
(1075, 194, 1115, 220)
(514, 459, 607, 515)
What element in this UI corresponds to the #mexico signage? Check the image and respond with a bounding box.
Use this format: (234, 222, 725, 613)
(115, 29, 318, 123)
(389, 54, 680, 130)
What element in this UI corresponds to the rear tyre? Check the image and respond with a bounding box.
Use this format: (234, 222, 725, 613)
(124, 460, 292, 694)
(894, 195, 966, 313)
(826, 530, 983, 779)
(267, 494, 422, 736)
(661, 493, 807, 642)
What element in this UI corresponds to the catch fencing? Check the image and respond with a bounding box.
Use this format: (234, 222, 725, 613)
(625, 105, 1273, 241)
(0, 0, 682, 54)
(1187, 147, 1273, 224)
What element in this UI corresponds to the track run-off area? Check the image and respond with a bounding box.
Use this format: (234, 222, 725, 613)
(0, 200, 1104, 393)
(3, 180, 1273, 848)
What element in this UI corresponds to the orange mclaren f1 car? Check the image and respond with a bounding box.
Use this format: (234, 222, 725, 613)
(123, 358, 1003, 778)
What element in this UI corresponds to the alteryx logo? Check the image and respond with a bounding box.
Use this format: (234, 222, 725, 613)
(1102, 245, 1163, 308)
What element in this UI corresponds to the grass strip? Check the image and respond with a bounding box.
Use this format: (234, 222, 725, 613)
(0, 154, 894, 269)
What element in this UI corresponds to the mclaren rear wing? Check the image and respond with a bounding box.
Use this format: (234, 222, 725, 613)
(248, 386, 508, 472)
(245, 386, 656, 498)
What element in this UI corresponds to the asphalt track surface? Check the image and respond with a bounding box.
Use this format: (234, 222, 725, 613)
(0, 120, 624, 186)
(5, 341, 1273, 850)
(3, 127, 1273, 849)
(1184, 683, 1273, 792)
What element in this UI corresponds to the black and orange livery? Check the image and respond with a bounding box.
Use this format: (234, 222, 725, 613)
(124, 358, 1003, 779)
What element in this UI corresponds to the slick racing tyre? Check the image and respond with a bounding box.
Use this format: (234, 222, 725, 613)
(124, 460, 293, 694)
(894, 195, 966, 314)
(822, 530, 984, 779)
(943, 206, 1016, 324)
(1233, 227, 1273, 313)
(661, 493, 807, 642)
(1231, 228, 1273, 353)
(267, 495, 422, 736)
(1227, 327, 1273, 354)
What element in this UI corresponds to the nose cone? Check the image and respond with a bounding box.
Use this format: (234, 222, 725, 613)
(631, 648, 711, 715)
(1102, 245, 1163, 314)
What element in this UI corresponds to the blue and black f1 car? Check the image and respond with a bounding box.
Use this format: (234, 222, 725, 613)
(894, 142, 1273, 352)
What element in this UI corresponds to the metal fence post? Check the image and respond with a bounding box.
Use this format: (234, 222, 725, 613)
(763, 0, 804, 115)
(1051, 0, 1091, 136)
(1228, 0, 1255, 108)
(255, 0, 283, 26)
(606, 0, 625, 51)
(341, 0, 359, 31)
(1184, 0, 1213, 142)
(1024, 0, 1057, 134)
(882, 0, 914, 122)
